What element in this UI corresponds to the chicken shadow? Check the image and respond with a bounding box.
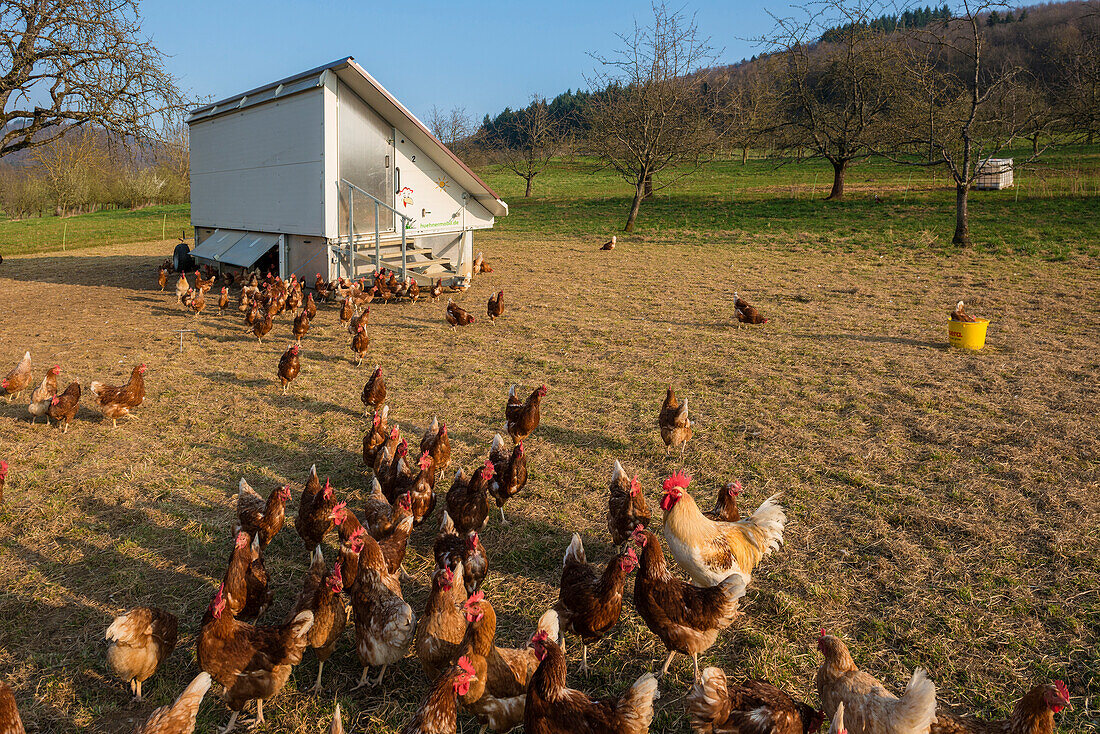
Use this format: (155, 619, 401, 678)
(795, 332, 946, 350)
(538, 424, 629, 453)
(0, 253, 168, 290)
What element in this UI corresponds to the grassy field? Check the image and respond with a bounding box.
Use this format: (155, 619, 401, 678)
(0, 151, 1097, 732)
(0, 204, 191, 257)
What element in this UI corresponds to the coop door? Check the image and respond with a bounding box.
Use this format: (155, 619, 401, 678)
(337, 82, 394, 236)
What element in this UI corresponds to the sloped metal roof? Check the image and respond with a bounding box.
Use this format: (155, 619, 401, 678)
(187, 57, 507, 217)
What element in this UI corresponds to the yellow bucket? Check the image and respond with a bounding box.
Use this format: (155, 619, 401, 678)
(948, 319, 989, 350)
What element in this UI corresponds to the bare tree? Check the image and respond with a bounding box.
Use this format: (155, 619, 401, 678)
(31, 128, 108, 215)
(760, 0, 903, 199)
(426, 105, 472, 152)
(886, 0, 1052, 245)
(494, 95, 562, 197)
(587, 3, 728, 232)
(1055, 2, 1100, 144)
(723, 65, 777, 164)
(0, 0, 186, 158)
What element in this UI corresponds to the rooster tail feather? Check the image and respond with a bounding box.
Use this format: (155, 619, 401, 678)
(688, 667, 731, 725)
(743, 493, 787, 556)
(615, 672, 660, 728)
(890, 668, 936, 733)
(536, 608, 560, 645)
(563, 533, 586, 567)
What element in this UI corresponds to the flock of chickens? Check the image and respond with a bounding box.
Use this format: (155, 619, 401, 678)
(0, 248, 1068, 734)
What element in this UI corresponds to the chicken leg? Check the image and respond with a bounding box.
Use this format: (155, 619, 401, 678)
(580, 644, 589, 673)
(219, 710, 241, 734)
(499, 506, 508, 525)
(310, 662, 325, 694)
(659, 650, 677, 677)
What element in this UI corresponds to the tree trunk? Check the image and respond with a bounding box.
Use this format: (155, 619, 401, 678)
(524, 176, 533, 197)
(643, 172, 653, 199)
(741, 146, 748, 164)
(1031, 134, 1039, 156)
(826, 159, 848, 200)
(952, 184, 970, 246)
(624, 182, 645, 232)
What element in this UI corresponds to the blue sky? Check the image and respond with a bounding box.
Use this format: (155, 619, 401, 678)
(141, 0, 776, 124)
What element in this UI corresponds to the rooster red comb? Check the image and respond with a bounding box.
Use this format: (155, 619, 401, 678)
(663, 472, 691, 492)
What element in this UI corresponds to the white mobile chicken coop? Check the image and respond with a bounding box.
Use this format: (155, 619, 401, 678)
(975, 158, 1014, 190)
(185, 57, 507, 284)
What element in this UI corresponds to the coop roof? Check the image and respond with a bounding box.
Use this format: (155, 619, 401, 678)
(188, 57, 507, 217)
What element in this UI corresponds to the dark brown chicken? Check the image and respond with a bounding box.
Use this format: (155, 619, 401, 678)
(106, 607, 179, 701)
(361, 366, 386, 413)
(399, 657, 479, 734)
(488, 434, 527, 524)
(277, 344, 300, 395)
(197, 585, 314, 733)
(218, 287, 230, 316)
(446, 461, 494, 535)
(292, 308, 310, 343)
(687, 667, 825, 734)
(420, 416, 451, 477)
(2, 351, 31, 403)
(524, 631, 659, 734)
(553, 534, 637, 673)
(446, 299, 475, 330)
(379, 439, 415, 501)
(704, 481, 742, 522)
(950, 300, 979, 323)
(393, 451, 436, 526)
(429, 278, 444, 301)
(288, 548, 347, 693)
(658, 386, 693, 458)
(340, 298, 354, 326)
(373, 427, 403, 476)
(930, 680, 1071, 734)
(734, 292, 767, 326)
(352, 324, 370, 366)
(304, 292, 318, 320)
(0, 681, 23, 734)
(634, 529, 747, 679)
(435, 512, 489, 596)
(91, 364, 146, 428)
(487, 290, 504, 322)
(235, 479, 291, 549)
(505, 383, 546, 444)
(220, 531, 273, 622)
(607, 460, 651, 549)
(363, 407, 391, 468)
(253, 310, 274, 342)
(295, 466, 337, 551)
(47, 381, 81, 433)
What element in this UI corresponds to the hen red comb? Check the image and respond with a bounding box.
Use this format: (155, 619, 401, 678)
(465, 591, 485, 607)
(1055, 680, 1069, 700)
(820, 628, 827, 638)
(663, 472, 692, 492)
(630, 476, 640, 495)
(458, 656, 476, 676)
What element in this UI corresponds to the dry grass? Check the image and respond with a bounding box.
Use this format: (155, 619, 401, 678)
(0, 233, 1097, 732)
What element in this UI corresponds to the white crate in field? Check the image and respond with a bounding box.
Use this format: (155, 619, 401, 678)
(975, 158, 1014, 190)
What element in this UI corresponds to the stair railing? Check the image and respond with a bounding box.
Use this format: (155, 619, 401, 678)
(340, 179, 414, 282)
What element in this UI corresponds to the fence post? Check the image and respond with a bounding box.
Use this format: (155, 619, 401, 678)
(811, 173, 818, 200)
(62, 221, 67, 251)
(162, 213, 166, 241)
(903, 172, 913, 202)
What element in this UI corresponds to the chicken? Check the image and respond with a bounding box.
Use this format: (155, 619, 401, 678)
(292, 308, 310, 343)
(607, 460, 651, 549)
(734, 292, 767, 326)
(361, 366, 386, 414)
(0, 681, 23, 734)
(505, 383, 546, 444)
(352, 324, 370, 365)
(634, 529, 746, 678)
(252, 310, 273, 342)
(340, 298, 354, 326)
(660, 472, 786, 586)
(348, 306, 369, 336)
(379, 439, 415, 501)
(929, 680, 1070, 734)
(288, 547, 347, 693)
(601, 236, 617, 250)
(488, 434, 527, 524)
(704, 481, 742, 522)
(194, 270, 215, 292)
(304, 292, 318, 320)
(473, 251, 485, 273)
(234, 479, 290, 550)
(2, 352, 32, 402)
(429, 279, 444, 301)
(950, 301, 979, 323)
(347, 528, 416, 688)
(659, 386, 693, 458)
(277, 343, 300, 395)
(330, 703, 344, 734)
(175, 273, 189, 302)
(133, 671, 212, 734)
(457, 593, 558, 733)
(525, 628, 660, 734)
(44, 380, 80, 433)
(90, 363, 146, 428)
(295, 466, 336, 551)
(415, 563, 469, 680)
(488, 290, 504, 322)
(158, 267, 169, 292)
(445, 299, 475, 330)
(397, 451, 438, 527)
(553, 534, 638, 673)
(220, 531, 273, 622)
(218, 287, 230, 316)
(686, 666, 825, 734)
(420, 416, 451, 477)
(815, 632, 937, 734)
(27, 364, 60, 422)
(105, 607, 179, 701)
(375, 493, 416, 575)
(197, 585, 314, 733)
(434, 512, 488, 595)
(446, 461, 495, 534)
(400, 657, 479, 734)
(361, 476, 398, 538)
(373, 427, 403, 476)
(189, 287, 206, 316)
(363, 407, 391, 468)
(407, 279, 420, 302)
